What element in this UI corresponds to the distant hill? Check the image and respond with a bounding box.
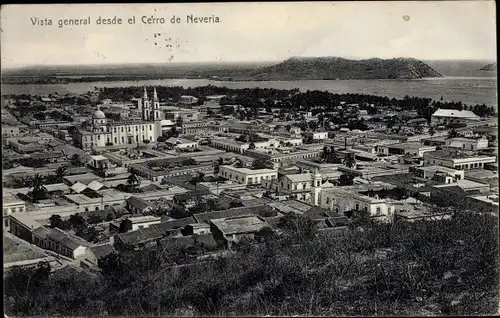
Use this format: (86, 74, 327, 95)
(424, 60, 496, 77)
(238, 57, 443, 80)
(478, 62, 497, 71)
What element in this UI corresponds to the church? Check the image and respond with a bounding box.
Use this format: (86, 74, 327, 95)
(74, 87, 163, 150)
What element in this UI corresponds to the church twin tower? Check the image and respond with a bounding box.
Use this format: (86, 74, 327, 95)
(142, 87, 162, 121)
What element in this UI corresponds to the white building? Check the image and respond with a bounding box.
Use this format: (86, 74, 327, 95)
(165, 137, 199, 149)
(218, 165, 277, 185)
(3, 193, 26, 229)
(304, 131, 329, 140)
(445, 137, 489, 151)
(423, 150, 496, 170)
(74, 87, 162, 150)
(431, 109, 480, 126)
(320, 187, 395, 219)
(122, 215, 162, 232)
(410, 165, 465, 183)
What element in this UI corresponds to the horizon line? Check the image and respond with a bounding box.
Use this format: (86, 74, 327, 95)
(2, 57, 497, 71)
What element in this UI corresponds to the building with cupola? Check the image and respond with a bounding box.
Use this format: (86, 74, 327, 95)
(74, 87, 163, 150)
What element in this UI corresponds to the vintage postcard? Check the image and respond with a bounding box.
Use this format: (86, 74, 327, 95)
(1, 2, 498, 317)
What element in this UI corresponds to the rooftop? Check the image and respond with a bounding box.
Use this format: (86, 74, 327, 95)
(210, 215, 268, 235)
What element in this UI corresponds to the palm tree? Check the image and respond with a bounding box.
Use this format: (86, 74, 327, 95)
(345, 153, 356, 169)
(55, 166, 68, 183)
(234, 158, 244, 168)
(30, 173, 47, 203)
(321, 146, 329, 162)
(447, 128, 459, 139)
(127, 172, 140, 189)
(428, 126, 435, 136)
(70, 154, 83, 167)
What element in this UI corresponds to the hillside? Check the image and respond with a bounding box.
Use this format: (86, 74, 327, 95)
(240, 57, 443, 80)
(479, 62, 497, 71)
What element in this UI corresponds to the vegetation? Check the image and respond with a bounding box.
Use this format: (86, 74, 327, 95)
(244, 57, 443, 80)
(4, 211, 498, 316)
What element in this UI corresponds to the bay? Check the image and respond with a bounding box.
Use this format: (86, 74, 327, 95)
(1, 77, 497, 107)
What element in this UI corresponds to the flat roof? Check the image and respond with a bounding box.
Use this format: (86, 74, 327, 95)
(210, 215, 268, 235)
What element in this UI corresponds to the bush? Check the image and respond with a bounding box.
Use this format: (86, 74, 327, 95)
(3, 211, 498, 317)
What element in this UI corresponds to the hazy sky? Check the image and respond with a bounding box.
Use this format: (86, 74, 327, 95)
(1, 1, 496, 68)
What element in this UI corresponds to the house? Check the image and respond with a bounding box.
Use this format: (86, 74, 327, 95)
(184, 223, 211, 235)
(209, 215, 270, 249)
(9, 212, 43, 243)
(45, 228, 89, 259)
(120, 215, 162, 232)
(431, 109, 480, 126)
(125, 196, 154, 214)
(431, 179, 490, 202)
(319, 187, 395, 221)
(84, 244, 117, 266)
(303, 131, 329, 140)
(423, 149, 496, 170)
(376, 143, 436, 157)
(218, 165, 278, 185)
(113, 217, 196, 251)
(89, 155, 110, 170)
(165, 137, 199, 149)
(3, 193, 26, 229)
(410, 165, 465, 183)
(445, 137, 489, 151)
(173, 190, 211, 206)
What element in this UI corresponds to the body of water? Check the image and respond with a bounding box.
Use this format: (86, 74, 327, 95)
(1, 77, 497, 107)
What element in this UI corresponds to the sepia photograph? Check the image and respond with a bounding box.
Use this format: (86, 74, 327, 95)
(1, 1, 498, 316)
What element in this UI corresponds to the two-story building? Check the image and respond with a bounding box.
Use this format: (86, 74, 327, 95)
(218, 165, 278, 185)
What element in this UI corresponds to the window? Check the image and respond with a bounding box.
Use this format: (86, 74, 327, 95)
(294, 184, 297, 190)
(150, 125, 152, 130)
(114, 128, 117, 133)
(85, 207, 89, 212)
(128, 127, 131, 132)
(376, 207, 381, 214)
(95, 206, 99, 211)
(121, 127, 124, 132)
(136, 126, 138, 131)
(97, 135, 101, 140)
(356, 203, 359, 211)
(115, 137, 117, 143)
(326, 198, 330, 204)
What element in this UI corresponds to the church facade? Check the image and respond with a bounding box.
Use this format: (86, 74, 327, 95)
(74, 87, 163, 150)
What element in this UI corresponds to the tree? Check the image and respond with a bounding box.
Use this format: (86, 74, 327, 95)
(213, 157, 224, 175)
(338, 173, 355, 186)
(321, 146, 330, 162)
(127, 172, 141, 189)
(345, 153, 356, 169)
(447, 128, 459, 139)
(68, 213, 85, 228)
(157, 136, 166, 143)
(54, 166, 68, 183)
(176, 116, 183, 127)
(49, 214, 63, 228)
(190, 172, 205, 190)
(248, 142, 256, 150)
(30, 174, 47, 203)
(252, 158, 273, 170)
(234, 158, 244, 168)
(429, 126, 435, 136)
(70, 154, 83, 167)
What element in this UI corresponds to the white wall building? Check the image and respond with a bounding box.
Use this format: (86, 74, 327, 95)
(218, 165, 277, 185)
(445, 137, 489, 151)
(423, 150, 496, 170)
(320, 187, 395, 219)
(431, 109, 480, 126)
(74, 87, 162, 150)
